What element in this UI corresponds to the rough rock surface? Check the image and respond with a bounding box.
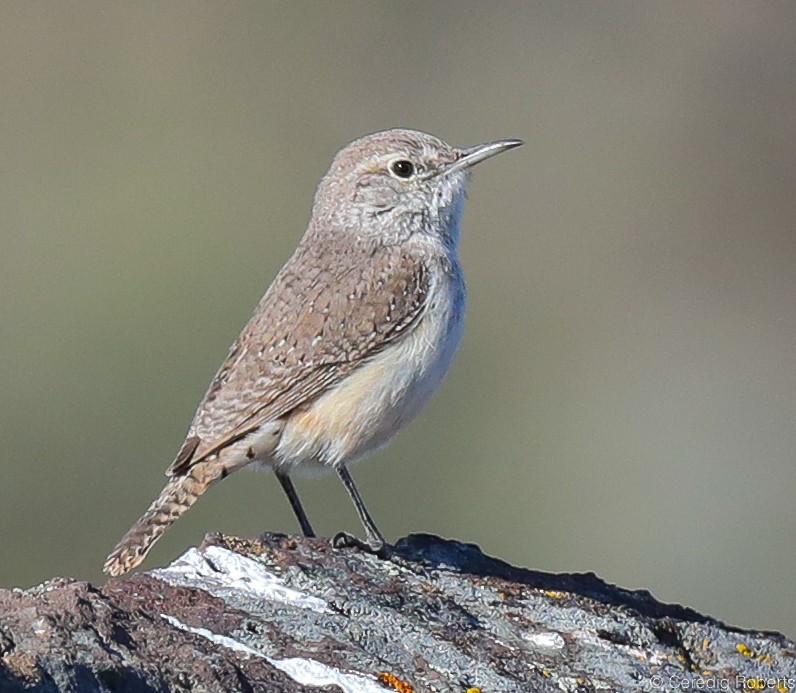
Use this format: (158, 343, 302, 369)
(0, 533, 793, 692)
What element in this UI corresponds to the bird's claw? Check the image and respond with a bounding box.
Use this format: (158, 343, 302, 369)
(331, 531, 390, 557)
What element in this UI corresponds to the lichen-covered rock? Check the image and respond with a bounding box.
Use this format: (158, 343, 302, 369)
(0, 533, 793, 692)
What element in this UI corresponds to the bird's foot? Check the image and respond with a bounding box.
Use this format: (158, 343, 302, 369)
(331, 531, 390, 558)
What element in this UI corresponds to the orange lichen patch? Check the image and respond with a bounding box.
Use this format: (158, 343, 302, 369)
(377, 672, 415, 693)
(466, 688, 483, 693)
(736, 644, 774, 667)
(543, 590, 567, 599)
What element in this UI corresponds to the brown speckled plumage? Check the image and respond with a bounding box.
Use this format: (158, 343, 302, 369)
(184, 243, 430, 467)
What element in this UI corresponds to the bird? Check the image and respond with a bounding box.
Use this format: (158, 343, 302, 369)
(104, 128, 522, 576)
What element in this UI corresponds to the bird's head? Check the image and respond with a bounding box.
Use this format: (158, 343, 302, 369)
(310, 128, 522, 248)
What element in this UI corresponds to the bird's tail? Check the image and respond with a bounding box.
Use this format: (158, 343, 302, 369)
(103, 464, 218, 577)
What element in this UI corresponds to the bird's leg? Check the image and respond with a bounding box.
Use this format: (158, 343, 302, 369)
(333, 465, 387, 554)
(275, 470, 316, 538)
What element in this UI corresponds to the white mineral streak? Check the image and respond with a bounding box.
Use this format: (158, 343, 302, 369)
(151, 545, 331, 614)
(162, 615, 386, 693)
(523, 630, 566, 649)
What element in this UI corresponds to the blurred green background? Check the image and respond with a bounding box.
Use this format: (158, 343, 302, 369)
(1, 2, 794, 637)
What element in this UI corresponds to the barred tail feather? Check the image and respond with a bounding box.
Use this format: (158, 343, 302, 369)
(103, 466, 216, 577)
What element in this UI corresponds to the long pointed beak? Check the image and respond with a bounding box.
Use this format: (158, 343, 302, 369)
(443, 138, 524, 176)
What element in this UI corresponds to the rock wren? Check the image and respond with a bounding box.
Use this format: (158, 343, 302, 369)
(104, 129, 522, 576)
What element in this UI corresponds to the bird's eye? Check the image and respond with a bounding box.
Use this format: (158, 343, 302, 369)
(390, 159, 415, 178)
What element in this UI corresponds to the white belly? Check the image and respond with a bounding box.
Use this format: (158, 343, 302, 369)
(273, 267, 465, 471)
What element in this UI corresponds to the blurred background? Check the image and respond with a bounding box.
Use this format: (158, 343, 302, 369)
(1, 2, 794, 637)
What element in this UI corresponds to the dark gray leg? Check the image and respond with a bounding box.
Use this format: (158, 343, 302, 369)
(335, 465, 385, 552)
(275, 471, 316, 538)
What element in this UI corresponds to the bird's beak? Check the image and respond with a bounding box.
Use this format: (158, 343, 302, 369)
(442, 138, 524, 177)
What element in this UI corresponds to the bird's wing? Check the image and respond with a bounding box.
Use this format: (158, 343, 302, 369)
(166, 243, 430, 476)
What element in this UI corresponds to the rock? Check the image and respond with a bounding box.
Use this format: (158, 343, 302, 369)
(0, 533, 793, 692)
